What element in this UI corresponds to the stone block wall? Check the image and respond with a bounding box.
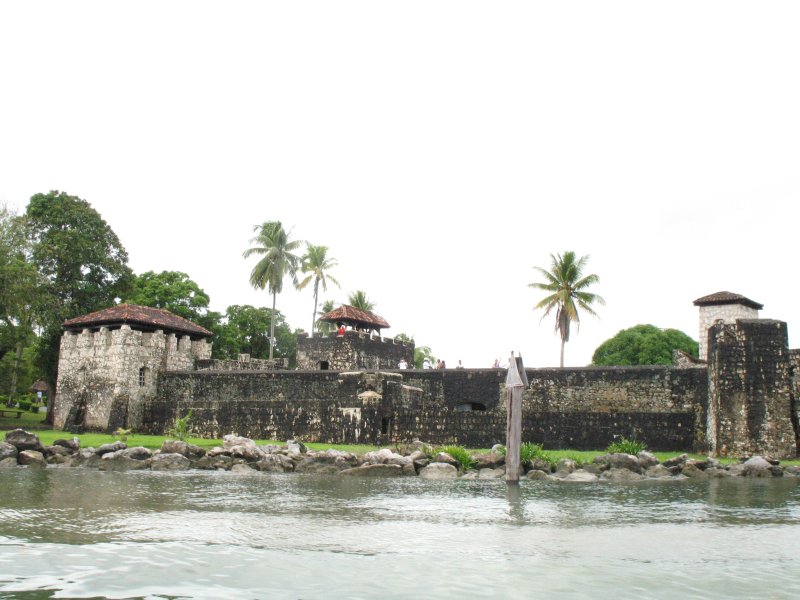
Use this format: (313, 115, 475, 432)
(707, 319, 796, 458)
(296, 331, 414, 371)
(54, 325, 211, 432)
(144, 366, 707, 451)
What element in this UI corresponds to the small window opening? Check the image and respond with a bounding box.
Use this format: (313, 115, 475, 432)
(138, 367, 147, 387)
(381, 417, 392, 435)
(319, 360, 329, 370)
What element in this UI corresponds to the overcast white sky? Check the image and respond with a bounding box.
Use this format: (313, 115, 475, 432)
(2, 2, 798, 368)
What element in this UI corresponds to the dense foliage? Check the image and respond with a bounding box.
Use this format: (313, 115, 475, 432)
(592, 324, 698, 366)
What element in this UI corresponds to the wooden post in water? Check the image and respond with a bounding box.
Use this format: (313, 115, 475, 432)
(505, 352, 527, 484)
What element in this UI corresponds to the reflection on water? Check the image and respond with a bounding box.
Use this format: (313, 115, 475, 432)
(0, 470, 799, 599)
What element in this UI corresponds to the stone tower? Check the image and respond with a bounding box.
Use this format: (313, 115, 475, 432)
(53, 304, 213, 432)
(693, 291, 762, 361)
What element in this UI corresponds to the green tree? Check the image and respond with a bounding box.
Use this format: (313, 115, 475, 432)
(297, 244, 340, 335)
(316, 299, 337, 335)
(347, 290, 375, 312)
(592, 324, 698, 366)
(126, 270, 211, 323)
(529, 251, 604, 367)
(243, 221, 302, 360)
(394, 333, 434, 368)
(24, 191, 133, 418)
(215, 305, 297, 367)
(0, 206, 41, 399)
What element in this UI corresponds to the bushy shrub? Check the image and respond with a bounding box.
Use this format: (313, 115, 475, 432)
(167, 410, 193, 441)
(519, 442, 554, 467)
(17, 400, 31, 411)
(606, 437, 646, 455)
(438, 445, 476, 471)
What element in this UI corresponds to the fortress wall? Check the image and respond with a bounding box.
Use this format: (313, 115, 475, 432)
(144, 366, 707, 451)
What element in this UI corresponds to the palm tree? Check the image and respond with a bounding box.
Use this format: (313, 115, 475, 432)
(316, 299, 337, 335)
(243, 221, 302, 360)
(347, 290, 375, 312)
(297, 244, 340, 334)
(529, 251, 605, 368)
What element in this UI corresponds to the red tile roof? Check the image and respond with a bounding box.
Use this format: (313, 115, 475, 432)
(319, 305, 391, 329)
(63, 304, 213, 338)
(693, 291, 763, 310)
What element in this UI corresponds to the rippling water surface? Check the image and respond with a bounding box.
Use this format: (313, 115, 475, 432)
(1, 469, 799, 599)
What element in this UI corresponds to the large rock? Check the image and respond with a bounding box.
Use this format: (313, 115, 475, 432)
(645, 464, 674, 478)
(151, 453, 191, 471)
(18, 450, 46, 468)
(419, 463, 458, 479)
(562, 470, 599, 482)
(98, 452, 150, 471)
(194, 455, 238, 470)
(222, 435, 257, 450)
(119, 447, 152, 460)
(555, 459, 577, 476)
(229, 445, 265, 462)
(0, 457, 18, 468)
(605, 453, 642, 473)
(636, 451, 659, 470)
(5, 429, 42, 452)
(432, 452, 460, 469)
(312, 449, 359, 466)
(527, 469, 557, 481)
(45, 445, 72, 458)
(681, 463, 708, 479)
(0, 442, 18, 461)
(662, 454, 688, 469)
(474, 452, 505, 470)
(53, 438, 80, 453)
(253, 454, 295, 473)
(294, 457, 349, 474)
(96, 441, 127, 456)
(477, 467, 506, 479)
(741, 456, 781, 478)
(160, 440, 205, 459)
(341, 464, 404, 477)
(602, 468, 644, 482)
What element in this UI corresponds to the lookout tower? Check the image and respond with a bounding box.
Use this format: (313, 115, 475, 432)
(693, 291, 763, 361)
(296, 305, 413, 370)
(54, 304, 213, 432)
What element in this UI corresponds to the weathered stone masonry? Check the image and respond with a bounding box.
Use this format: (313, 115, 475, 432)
(144, 366, 708, 452)
(55, 296, 800, 457)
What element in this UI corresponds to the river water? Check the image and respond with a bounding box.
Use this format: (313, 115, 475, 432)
(0, 469, 799, 599)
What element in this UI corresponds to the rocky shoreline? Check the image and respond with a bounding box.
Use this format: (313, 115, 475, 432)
(2, 428, 798, 481)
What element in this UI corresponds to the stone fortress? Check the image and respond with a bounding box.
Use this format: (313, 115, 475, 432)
(53, 293, 799, 458)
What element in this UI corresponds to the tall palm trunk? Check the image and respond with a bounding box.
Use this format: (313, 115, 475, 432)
(269, 291, 276, 360)
(559, 339, 565, 368)
(311, 278, 320, 334)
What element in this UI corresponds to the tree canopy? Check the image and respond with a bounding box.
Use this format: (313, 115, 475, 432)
(24, 191, 133, 413)
(297, 244, 339, 334)
(347, 290, 375, 312)
(592, 324, 699, 366)
(214, 305, 297, 367)
(529, 251, 604, 367)
(243, 221, 302, 359)
(126, 270, 211, 323)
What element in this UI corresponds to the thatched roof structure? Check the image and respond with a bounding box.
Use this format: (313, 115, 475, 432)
(319, 305, 391, 332)
(63, 304, 213, 339)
